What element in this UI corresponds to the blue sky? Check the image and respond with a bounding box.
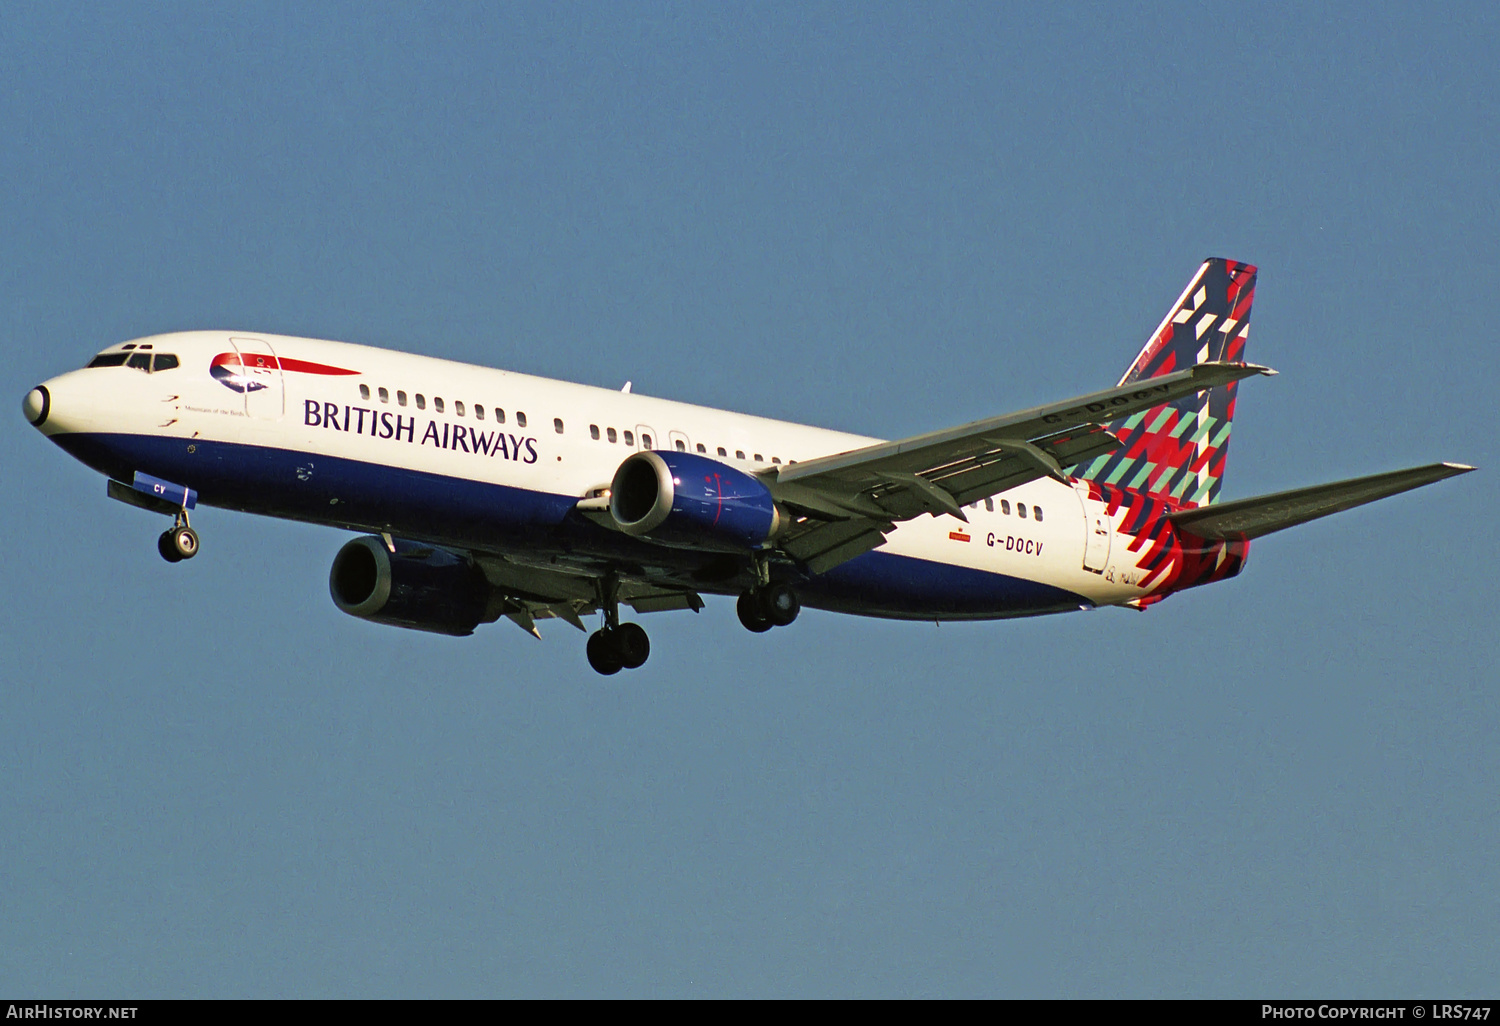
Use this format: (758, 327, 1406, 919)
(2, 2, 1496, 997)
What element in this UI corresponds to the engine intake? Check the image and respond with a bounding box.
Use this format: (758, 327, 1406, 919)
(609, 450, 782, 551)
(329, 536, 498, 636)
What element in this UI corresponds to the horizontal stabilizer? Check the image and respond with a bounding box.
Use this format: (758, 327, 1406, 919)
(1168, 462, 1475, 540)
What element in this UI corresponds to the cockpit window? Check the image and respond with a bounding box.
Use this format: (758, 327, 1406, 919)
(89, 350, 179, 371)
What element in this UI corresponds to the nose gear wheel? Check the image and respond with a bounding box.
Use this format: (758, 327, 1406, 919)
(158, 510, 200, 563)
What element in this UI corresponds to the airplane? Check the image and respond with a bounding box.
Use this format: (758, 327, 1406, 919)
(22, 258, 1473, 675)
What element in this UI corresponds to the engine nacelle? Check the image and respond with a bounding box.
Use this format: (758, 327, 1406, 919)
(329, 536, 498, 636)
(609, 450, 782, 551)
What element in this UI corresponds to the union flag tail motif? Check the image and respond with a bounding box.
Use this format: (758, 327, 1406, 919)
(1074, 258, 1257, 509)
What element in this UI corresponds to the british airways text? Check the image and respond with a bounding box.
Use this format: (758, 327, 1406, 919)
(303, 400, 538, 462)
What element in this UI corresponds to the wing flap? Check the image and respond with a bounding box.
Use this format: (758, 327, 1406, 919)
(938, 425, 1122, 508)
(627, 589, 706, 614)
(780, 519, 893, 574)
(473, 554, 703, 630)
(1168, 462, 1475, 540)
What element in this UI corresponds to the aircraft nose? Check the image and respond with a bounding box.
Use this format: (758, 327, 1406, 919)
(23, 385, 50, 427)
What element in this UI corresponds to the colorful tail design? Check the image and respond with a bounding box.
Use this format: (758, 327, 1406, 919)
(1073, 258, 1257, 509)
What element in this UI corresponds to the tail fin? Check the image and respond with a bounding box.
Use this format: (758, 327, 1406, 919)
(1074, 258, 1257, 509)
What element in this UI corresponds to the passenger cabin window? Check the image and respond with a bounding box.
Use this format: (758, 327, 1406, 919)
(554, 418, 564, 434)
(359, 384, 370, 400)
(607, 427, 617, 443)
(984, 498, 994, 512)
(1017, 503, 1027, 519)
(433, 397, 444, 414)
(127, 353, 152, 371)
(87, 353, 129, 368)
(495, 409, 505, 424)
(590, 425, 600, 440)
(753, 454, 763, 462)
(1034, 506, 1043, 522)
(623, 430, 634, 446)
(772, 457, 781, 464)
(717, 447, 727, 457)
(378, 387, 389, 403)
(735, 450, 746, 460)
(675, 439, 687, 451)
(642, 434, 653, 449)
(696, 443, 706, 453)
(456, 401, 466, 417)
(415, 394, 426, 410)
(397, 391, 408, 407)
(475, 405, 485, 420)
(516, 412, 527, 428)
(1000, 499, 1011, 515)
(152, 354, 178, 371)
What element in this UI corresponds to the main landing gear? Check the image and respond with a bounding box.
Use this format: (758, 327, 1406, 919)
(586, 574, 650, 676)
(586, 621, 650, 676)
(157, 511, 200, 564)
(737, 581, 800, 633)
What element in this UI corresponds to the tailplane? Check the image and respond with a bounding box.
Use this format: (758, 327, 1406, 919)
(1168, 462, 1475, 540)
(1074, 258, 1258, 508)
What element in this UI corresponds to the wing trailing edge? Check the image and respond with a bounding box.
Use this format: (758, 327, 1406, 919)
(771, 361, 1272, 520)
(761, 360, 1273, 573)
(1167, 462, 1475, 541)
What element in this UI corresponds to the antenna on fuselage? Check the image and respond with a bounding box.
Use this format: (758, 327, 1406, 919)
(621, 381, 632, 393)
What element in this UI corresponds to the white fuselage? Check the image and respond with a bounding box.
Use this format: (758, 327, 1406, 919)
(33, 331, 1153, 617)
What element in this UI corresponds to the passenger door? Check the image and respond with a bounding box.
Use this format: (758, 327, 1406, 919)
(1073, 481, 1112, 574)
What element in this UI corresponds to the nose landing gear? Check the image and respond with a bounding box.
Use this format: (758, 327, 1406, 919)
(157, 512, 199, 563)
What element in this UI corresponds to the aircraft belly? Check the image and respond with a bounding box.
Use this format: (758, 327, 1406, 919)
(797, 550, 1090, 619)
(54, 430, 1099, 619)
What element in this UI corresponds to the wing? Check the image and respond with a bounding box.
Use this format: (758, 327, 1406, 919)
(769, 361, 1273, 572)
(1166, 462, 1475, 541)
(473, 552, 703, 638)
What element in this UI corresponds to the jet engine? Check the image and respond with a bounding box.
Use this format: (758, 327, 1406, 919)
(329, 536, 499, 636)
(609, 450, 782, 551)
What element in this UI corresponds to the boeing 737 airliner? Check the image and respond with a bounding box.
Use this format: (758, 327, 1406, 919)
(23, 259, 1473, 674)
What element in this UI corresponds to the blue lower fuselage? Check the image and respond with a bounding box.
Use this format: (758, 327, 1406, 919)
(55, 431, 1091, 620)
